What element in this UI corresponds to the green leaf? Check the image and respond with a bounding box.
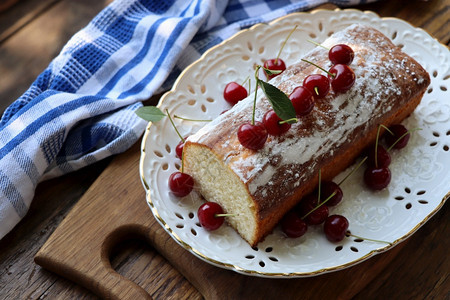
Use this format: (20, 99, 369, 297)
(257, 80, 297, 123)
(262, 67, 282, 76)
(135, 106, 166, 122)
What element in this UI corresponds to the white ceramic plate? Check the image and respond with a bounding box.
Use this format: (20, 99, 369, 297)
(140, 9, 449, 277)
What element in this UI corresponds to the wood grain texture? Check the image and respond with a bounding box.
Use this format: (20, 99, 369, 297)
(0, 0, 59, 43)
(0, 0, 449, 299)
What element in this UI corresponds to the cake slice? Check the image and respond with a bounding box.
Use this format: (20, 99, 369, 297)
(183, 24, 430, 246)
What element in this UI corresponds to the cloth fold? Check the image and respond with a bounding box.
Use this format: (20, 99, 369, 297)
(0, 0, 377, 239)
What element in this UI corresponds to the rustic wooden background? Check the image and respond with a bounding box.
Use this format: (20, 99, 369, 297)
(0, 0, 448, 299)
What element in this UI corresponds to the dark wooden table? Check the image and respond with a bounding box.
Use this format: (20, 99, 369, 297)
(0, 0, 449, 299)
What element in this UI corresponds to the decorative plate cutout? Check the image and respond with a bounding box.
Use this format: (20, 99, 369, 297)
(140, 9, 449, 277)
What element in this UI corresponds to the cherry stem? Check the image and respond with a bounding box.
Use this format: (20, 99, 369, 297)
(301, 190, 336, 220)
(278, 117, 298, 124)
(301, 58, 335, 78)
(252, 66, 262, 125)
(166, 109, 185, 143)
(345, 231, 392, 245)
(317, 169, 322, 204)
(379, 124, 394, 136)
(337, 156, 368, 186)
(314, 86, 319, 96)
(275, 25, 297, 64)
(374, 124, 383, 168)
(215, 213, 235, 218)
(173, 115, 212, 122)
(181, 146, 185, 173)
(307, 39, 329, 50)
(241, 75, 251, 92)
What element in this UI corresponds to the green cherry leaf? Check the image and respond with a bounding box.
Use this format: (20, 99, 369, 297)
(135, 106, 166, 122)
(257, 80, 297, 123)
(262, 67, 283, 76)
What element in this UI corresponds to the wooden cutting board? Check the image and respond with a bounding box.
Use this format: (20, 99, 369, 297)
(34, 141, 410, 300)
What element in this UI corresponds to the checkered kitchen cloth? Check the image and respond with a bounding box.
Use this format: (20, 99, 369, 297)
(0, 0, 378, 239)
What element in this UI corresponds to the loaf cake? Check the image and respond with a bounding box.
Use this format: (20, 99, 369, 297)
(183, 24, 430, 246)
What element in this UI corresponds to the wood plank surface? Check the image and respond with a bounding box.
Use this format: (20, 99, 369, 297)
(0, 0, 449, 299)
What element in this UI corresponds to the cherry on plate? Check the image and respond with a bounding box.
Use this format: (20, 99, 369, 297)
(175, 137, 189, 159)
(223, 82, 247, 106)
(384, 124, 410, 149)
(367, 145, 391, 168)
(324, 214, 349, 242)
(198, 202, 225, 231)
(364, 166, 391, 190)
(321, 181, 343, 206)
(168, 172, 194, 197)
(298, 194, 329, 225)
(304, 204, 329, 225)
(281, 210, 308, 238)
(175, 141, 184, 159)
(298, 193, 319, 212)
(264, 58, 286, 79)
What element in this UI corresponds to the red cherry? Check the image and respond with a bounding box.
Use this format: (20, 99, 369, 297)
(299, 194, 329, 225)
(289, 86, 315, 116)
(175, 141, 184, 159)
(263, 58, 286, 79)
(321, 181, 343, 207)
(324, 215, 349, 242)
(262, 110, 291, 136)
(364, 166, 391, 190)
(385, 124, 410, 149)
(305, 204, 329, 225)
(303, 74, 330, 99)
(328, 64, 355, 93)
(329, 44, 354, 65)
(175, 137, 189, 159)
(198, 202, 225, 231)
(237, 121, 268, 150)
(281, 211, 308, 238)
(168, 172, 194, 197)
(298, 193, 319, 211)
(367, 145, 391, 168)
(223, 82, 248, 106)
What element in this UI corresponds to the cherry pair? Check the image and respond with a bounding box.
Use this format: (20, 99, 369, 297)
(364, 124, 411, 190)
(281, 180, 343, 239)
(281, 213, 349, 243)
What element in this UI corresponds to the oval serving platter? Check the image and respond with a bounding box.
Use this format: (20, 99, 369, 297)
(140, 9, 450, 277)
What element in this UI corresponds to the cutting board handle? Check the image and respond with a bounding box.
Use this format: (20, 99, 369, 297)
(34, 144, 157, 299)
(36, 222, 153, 299)
(101, 224, 153, 299)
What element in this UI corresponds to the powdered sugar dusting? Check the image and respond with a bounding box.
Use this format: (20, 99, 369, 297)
(187, 24, 429, 204)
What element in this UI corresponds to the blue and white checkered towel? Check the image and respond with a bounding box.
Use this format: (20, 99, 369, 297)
(0, 0, 378, 239)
